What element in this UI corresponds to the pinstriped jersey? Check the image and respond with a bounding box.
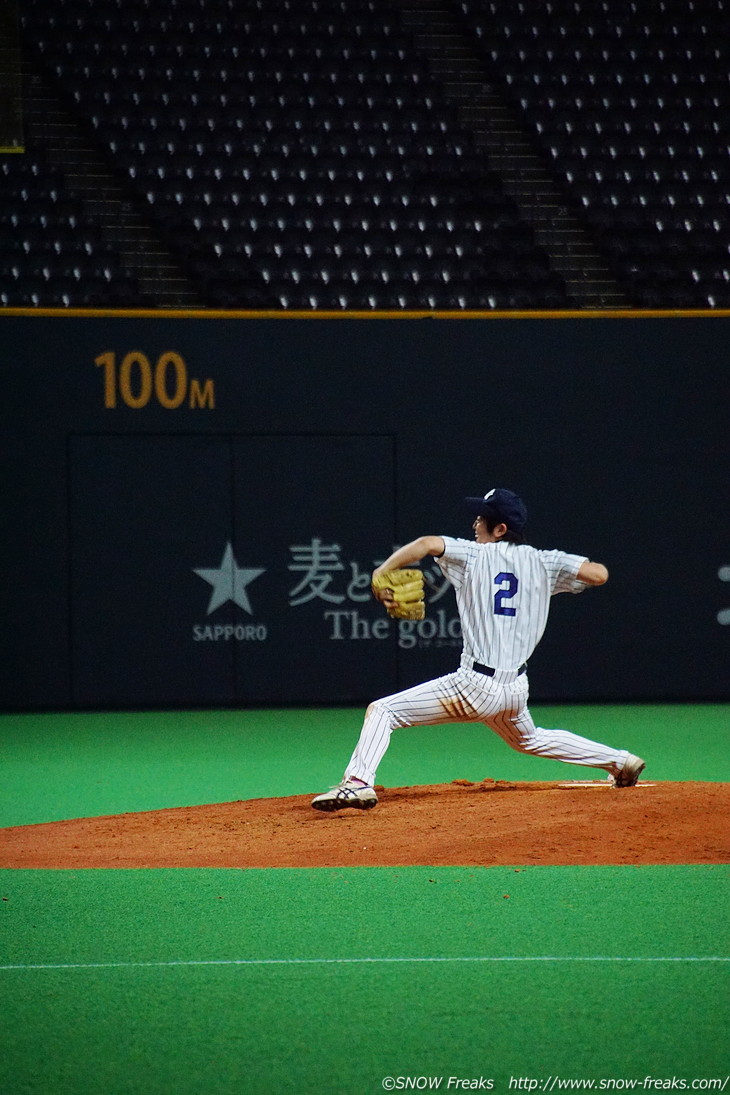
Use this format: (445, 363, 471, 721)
(437, 537, 588, 670)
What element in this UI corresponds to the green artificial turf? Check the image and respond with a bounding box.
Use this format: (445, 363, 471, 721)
(1, 866, 728, 1095)
(2, 707, 727, 1095)
(0, 704, 727, 827)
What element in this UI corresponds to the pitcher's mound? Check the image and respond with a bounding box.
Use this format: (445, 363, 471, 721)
(1, 780, 727, 869)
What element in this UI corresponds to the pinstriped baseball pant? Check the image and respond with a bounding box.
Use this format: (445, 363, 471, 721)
(345, 668, 629, 787)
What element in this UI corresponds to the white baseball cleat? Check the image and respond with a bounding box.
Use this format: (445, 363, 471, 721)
(613, 754, 646, 787)
(311, 779, 378, 812)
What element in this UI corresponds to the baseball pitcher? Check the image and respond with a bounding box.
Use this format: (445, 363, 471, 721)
(312, 488, 645, 811)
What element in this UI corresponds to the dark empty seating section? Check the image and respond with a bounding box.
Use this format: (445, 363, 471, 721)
(0, 152, 144, 307)
(12, 0, 730, 310)
(19, 0, 567, 309)
(458, 0, 730, 307)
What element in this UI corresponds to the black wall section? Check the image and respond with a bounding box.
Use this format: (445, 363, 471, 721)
(229, 435, 397, 703)
(68, 433, 396, 707)
(1, 314, 728, 709)
(69, 435, 236, 706)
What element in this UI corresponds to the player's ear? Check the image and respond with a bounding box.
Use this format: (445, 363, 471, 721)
(493, 522, 508, 541)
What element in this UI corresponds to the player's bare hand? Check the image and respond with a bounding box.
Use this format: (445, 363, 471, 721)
(371, 584, 395, 607)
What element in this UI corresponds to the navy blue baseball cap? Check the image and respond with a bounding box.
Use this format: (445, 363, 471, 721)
(465, 488, 528, 532)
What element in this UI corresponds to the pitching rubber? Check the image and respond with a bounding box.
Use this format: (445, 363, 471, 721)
(558, 781, 655, 790)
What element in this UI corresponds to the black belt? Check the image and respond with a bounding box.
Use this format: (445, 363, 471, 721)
(473, 661, 527, 677)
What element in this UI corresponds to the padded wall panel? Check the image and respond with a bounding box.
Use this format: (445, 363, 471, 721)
(68, 433, 395, 706)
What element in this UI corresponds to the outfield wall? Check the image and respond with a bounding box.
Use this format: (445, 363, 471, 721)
(2, 311, 728, 709)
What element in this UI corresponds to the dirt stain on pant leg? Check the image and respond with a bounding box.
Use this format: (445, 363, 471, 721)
(441, 697, 472, 720)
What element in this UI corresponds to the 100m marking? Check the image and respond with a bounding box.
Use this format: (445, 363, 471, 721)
(95, 351, 215, 409)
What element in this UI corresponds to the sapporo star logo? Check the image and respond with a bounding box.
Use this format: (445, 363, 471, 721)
(193, 542, 266, 616)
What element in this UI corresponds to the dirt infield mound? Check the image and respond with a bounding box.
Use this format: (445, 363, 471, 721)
(1, 780, 727, 869)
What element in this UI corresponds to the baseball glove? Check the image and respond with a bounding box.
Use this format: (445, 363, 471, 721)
(371, 568, 425, 620)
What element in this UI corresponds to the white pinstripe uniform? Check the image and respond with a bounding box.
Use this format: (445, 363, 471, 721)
(345, 536, 631, 786)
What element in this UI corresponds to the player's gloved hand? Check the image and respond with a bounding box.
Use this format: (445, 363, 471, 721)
(371, 569, 425, 620)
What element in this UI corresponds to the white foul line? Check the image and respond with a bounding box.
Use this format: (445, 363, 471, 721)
(0, 956, 728, 972)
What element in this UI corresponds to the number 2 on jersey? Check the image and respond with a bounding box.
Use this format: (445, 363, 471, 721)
(494, 572, 519, 616)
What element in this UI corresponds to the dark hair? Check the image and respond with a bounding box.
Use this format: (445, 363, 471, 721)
(481, 512, 526, 545)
